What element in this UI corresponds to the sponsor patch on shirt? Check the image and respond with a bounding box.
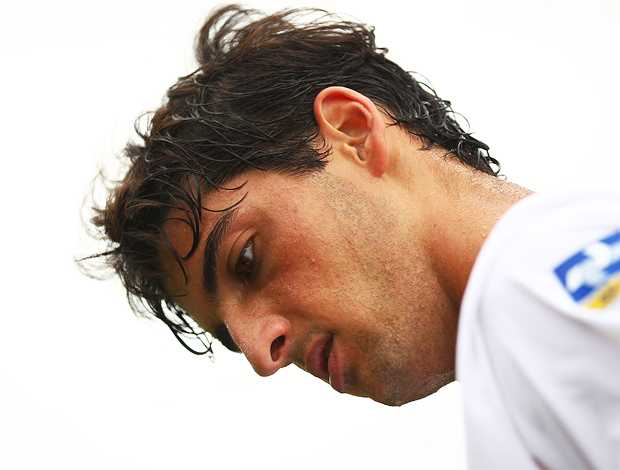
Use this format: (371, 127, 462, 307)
(554, 231, 620, 309)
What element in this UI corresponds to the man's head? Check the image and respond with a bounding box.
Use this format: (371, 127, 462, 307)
(88, 4, 499, 405)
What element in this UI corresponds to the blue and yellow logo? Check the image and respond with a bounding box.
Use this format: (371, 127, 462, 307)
(554, 231, 620, 309)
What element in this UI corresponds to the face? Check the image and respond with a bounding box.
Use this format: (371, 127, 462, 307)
(161, 165, 457, 406)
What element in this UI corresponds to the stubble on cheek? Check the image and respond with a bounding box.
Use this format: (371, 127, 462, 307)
(348, 272, 456, 406)
(308, 171, 455, 405)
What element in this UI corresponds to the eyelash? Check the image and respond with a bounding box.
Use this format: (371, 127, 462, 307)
(234, 238, 255, 282)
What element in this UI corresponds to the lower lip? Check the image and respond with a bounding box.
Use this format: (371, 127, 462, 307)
(327, 341, 345, 393)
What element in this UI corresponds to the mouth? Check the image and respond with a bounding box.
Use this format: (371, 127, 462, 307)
(304, 334, 332, 382)
(324, 336, 333, 361)
(303, 334, 345, 393)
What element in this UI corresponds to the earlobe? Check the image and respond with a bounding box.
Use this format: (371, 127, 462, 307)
(314, 86, 389, 178)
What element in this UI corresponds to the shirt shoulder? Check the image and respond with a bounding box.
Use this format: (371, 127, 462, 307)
(457, 186, 620, 470)
(465, 187, 620, 318)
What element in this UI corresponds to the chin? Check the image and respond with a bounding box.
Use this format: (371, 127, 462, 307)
(367, 371, 455, 407)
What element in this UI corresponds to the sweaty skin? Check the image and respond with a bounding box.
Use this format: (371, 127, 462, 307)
(160, 88, 531, 406)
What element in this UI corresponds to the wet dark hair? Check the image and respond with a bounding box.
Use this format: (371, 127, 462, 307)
(84, 4, 499, 356)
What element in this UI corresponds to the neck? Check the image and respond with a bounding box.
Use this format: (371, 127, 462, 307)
(416, 154, 533, 312)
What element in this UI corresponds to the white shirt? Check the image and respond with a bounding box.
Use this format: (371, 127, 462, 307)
(457, 188, 620, 470)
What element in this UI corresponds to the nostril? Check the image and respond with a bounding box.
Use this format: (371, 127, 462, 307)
(270, 335, 285, 362)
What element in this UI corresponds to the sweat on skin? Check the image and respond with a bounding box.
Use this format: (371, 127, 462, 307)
(159, 87, 531, 406)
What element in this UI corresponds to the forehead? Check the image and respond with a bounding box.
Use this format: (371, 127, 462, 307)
(163, 170, 319, 254)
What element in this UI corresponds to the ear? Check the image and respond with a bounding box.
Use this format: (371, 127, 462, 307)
(314, 86, 388, 178)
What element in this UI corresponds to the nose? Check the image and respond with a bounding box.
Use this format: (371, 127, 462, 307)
(228, 315, 292, 377)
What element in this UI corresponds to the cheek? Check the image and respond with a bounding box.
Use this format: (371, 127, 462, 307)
(269, 252, 345, 324)
(268, 214, 375, 321)
(277, 260, 376, 333)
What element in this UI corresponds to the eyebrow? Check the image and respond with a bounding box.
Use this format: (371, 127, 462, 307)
(202, 208, 239, 301)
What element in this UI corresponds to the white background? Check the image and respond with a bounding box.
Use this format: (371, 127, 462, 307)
(1, 0, 619, 468)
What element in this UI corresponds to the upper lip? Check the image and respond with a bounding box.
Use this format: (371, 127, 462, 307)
(303, 334, 333, 382)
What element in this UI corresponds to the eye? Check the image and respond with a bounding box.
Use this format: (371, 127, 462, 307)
(235, 238, 254, 282)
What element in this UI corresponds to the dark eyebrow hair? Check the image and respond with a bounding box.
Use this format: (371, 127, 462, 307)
(202, 208, 239, 300)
